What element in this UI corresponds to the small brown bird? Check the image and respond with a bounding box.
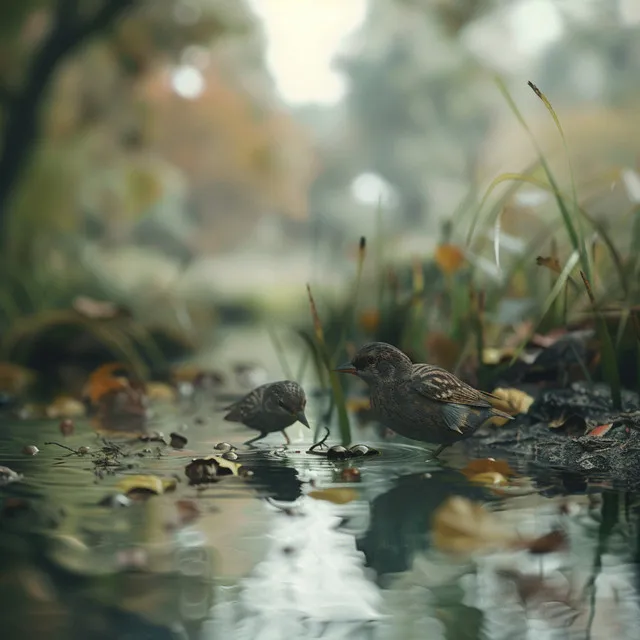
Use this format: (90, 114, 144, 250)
(223, 380, 310, 445)
(335, 342, 513, 456)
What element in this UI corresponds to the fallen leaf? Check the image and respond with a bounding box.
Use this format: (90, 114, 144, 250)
(548, 413, 587, 435)
(461, 458, 517, 479)
(468, 472, 509, 487)
(0, 466, 22, 487)
(432, 496, 517, 555)
(46, 396, 86, 419)
(588, 423, 613, 438)
(482, 347, 516, 365)
(358, 309, 380, 334)
(432, 496, 564, 556)
(82, 362, 136, 405)
(117, 475, 177, 496)
(184, 455, 244, 485)
(308, 488, 358, 505)
(435, 244, 465, 275)
(490, 387, 534, 416)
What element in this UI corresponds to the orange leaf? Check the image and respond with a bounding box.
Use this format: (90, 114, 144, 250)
(434, 244, 465, 275)
(461, 458, 517, 479)
(588, 423, 613, 437)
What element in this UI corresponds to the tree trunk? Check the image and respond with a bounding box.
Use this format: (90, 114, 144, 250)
(0, 0, 136, 242)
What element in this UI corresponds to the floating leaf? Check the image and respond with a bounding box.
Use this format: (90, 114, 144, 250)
(432, 496, 517, 555)
(117, 475, 176, 496)
(432, 496, 565, 556)
(434, 244, 465, 275)
(184, 455, 244, 485)
(490, 387, 534, 415)
(308, 488, 358, 505)
(588, 423, 613, 438)
(468, 472, 509, 487)
(461, 458, 517, 479)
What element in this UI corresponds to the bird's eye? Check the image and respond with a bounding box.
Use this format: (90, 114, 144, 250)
(365, 355, 375, 366)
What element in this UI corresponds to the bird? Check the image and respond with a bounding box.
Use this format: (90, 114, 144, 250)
(335, 342, 513, 456)
(223, 380, 310, 445)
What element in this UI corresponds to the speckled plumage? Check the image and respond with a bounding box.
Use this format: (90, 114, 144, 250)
(223, 380, 310, 445)
(336, 342, 513, 455)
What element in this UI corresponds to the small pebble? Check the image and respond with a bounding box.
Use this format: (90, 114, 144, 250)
(327, 445, 349, 460)
(78, 446, 91, 455)
(222, 451, 238, 461)
(169, 433, 188, 449)
(214, 442, 233, 453)
(22, 445, 39, 456)
(59, 419, 74, 436)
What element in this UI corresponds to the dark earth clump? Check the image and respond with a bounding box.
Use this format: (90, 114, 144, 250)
(467, 382, 640, 487)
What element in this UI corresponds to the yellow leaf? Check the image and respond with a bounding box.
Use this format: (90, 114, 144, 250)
(490, 387, 534, 415)
(308, 488, 358, 505)
(117, 475, 177, 496)
(434, 244, 465, 275)
(432, 496, 517, 555)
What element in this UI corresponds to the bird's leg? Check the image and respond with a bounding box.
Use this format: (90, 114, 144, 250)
(282, 430, 291, 445)
(244, 432, 267, 446)
(432, 444, 450, 458)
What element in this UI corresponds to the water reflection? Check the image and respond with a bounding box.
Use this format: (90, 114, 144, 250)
(3, 410, 640, 639)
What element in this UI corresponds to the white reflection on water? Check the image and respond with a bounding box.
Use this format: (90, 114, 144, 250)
(205, 496, 383, 640)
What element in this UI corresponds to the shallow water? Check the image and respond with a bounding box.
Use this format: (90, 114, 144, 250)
(1, 385, 640, 639)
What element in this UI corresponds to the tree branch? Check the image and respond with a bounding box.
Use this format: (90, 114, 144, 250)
(0, 0, 137, 241)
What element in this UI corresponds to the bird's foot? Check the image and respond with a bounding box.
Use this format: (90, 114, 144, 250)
(431, 444, 449, 458)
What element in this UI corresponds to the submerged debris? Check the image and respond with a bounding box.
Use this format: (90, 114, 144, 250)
(169, 432, 188, 449)
(0, 466, 22, 487)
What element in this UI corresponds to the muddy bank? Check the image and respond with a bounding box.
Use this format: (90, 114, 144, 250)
(467, 382, 640, 487)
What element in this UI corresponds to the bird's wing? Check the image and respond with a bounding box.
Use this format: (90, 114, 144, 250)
(409, 364, 512, 434)
(223, 387, 264, 421)
(409, 364, 493, 407)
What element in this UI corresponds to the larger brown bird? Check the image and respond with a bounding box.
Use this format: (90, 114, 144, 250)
(335, 342, 513, 456)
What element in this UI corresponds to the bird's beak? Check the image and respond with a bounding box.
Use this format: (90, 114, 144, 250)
(334, 362, 358, 376)
(296, 410, 311, 429)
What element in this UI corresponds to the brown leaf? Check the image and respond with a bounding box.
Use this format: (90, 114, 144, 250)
(490, 387, 534, 416)
(525, 529, 567, 554)
(536, 256, 562, 274)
